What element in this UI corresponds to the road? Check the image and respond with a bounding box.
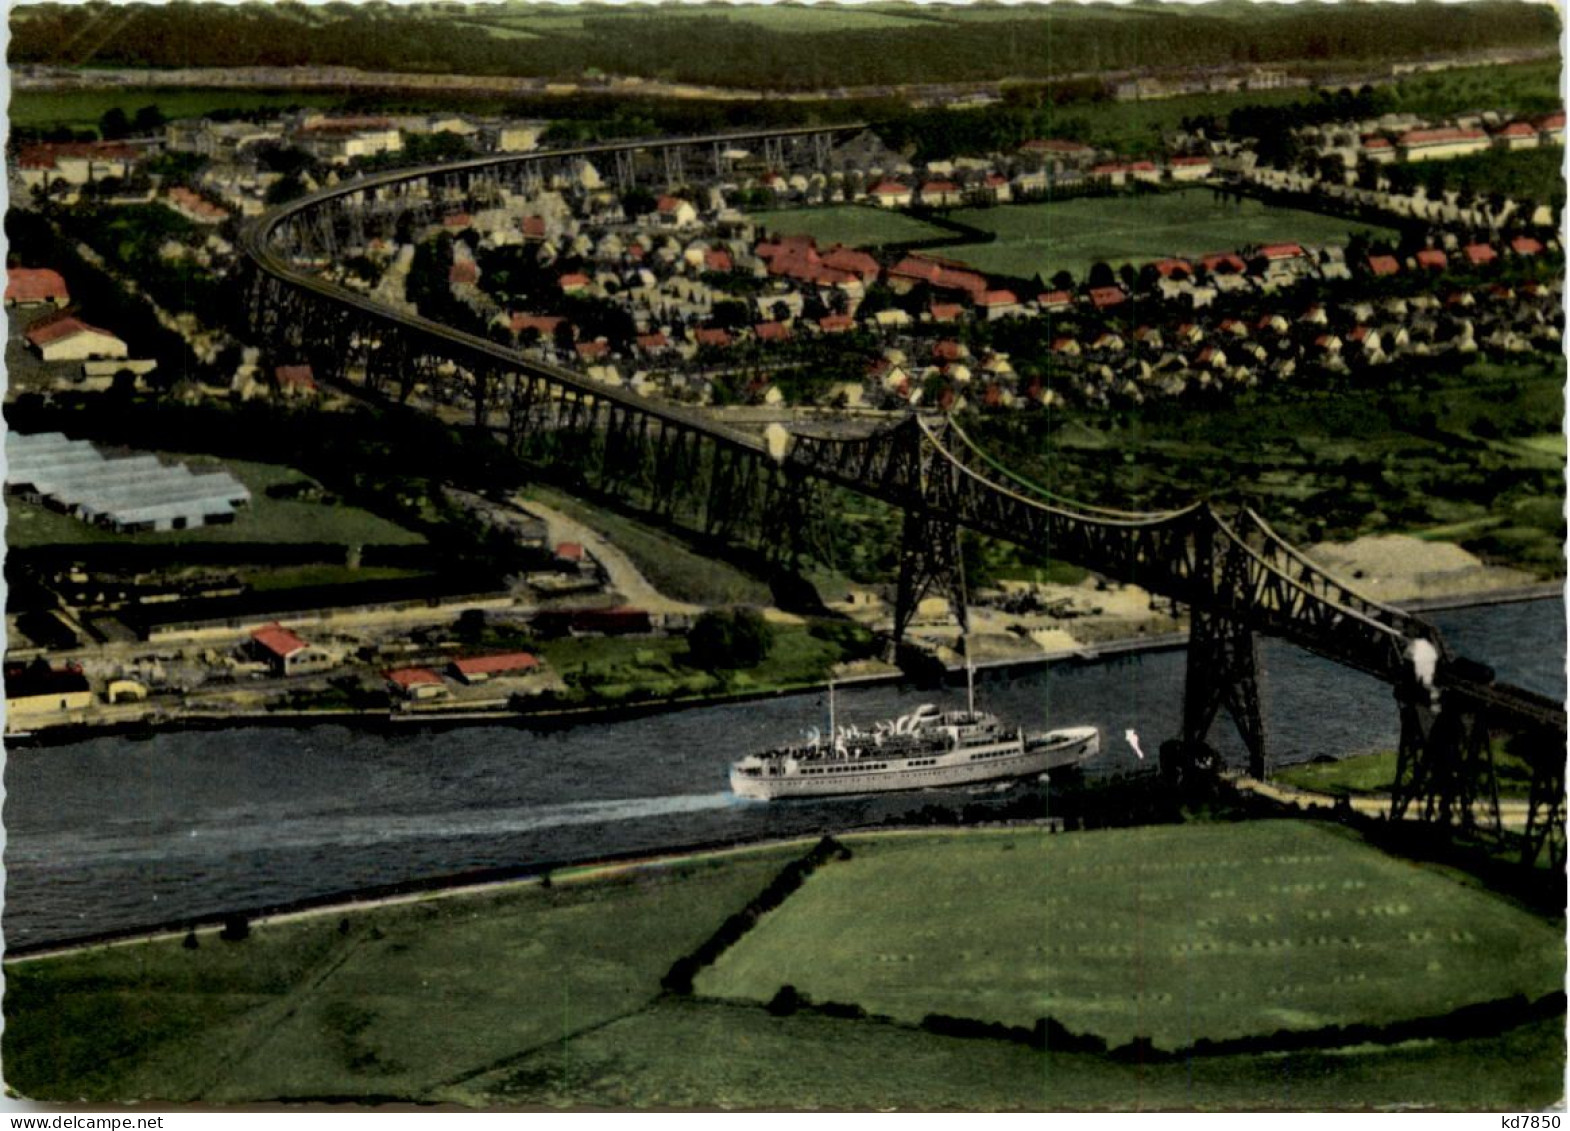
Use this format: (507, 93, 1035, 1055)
(513, 496, 703, 617)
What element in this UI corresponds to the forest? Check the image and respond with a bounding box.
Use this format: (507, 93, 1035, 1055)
(10, 1, 1560, 91)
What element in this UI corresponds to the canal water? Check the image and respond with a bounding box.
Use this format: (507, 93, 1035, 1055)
(5, 598, 1562, 948)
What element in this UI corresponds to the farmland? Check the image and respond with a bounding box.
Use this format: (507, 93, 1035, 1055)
(695, 823, 1565, 1049)
(748, 205, 949, 249)
(8, 822, 1562, 1109)
(941, 192, 1399, 282)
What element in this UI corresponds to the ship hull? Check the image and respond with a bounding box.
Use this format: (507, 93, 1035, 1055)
(730, 727, 1098, 801)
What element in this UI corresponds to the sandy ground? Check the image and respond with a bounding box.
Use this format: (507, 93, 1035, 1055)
(1229, 772, 1537, 832)
(1304, 535, 1545, 604)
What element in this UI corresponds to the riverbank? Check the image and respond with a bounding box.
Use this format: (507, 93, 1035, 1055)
(8, 578, 1559, 746)
(7, 819, 1562, 1110)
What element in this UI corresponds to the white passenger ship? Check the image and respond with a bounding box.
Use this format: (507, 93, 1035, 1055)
(729, 668, 1099, 801)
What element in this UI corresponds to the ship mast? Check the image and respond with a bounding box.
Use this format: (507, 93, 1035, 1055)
(966, 644, 976, 718)
(828, 676, 836, 748)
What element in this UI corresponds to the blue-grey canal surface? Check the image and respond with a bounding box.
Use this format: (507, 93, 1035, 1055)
(6, 598, 1563, 948)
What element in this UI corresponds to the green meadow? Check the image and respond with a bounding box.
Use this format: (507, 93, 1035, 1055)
(696, 823, 1565, 1049)
(8, 823, 1562, 1109)
(942, 192, 1399, 281)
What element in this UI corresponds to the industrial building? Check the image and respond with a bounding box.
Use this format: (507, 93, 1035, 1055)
(6, 431, 252, 533)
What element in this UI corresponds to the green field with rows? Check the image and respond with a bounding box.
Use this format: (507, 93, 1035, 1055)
(942, 192, 1399, 281)
(695, 822, 1564, 1048)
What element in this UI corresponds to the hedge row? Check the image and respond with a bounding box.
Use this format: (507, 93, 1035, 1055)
(913, 991, 1566, 1063)
(661, 835, 850, 995)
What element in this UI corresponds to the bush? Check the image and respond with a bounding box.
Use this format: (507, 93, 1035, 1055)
(219, 914, 250, 942)
(686, 607, 775, 671)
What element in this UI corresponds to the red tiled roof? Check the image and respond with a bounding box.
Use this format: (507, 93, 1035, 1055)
(1153, 259, 1192, 278)
(386, 667, 443, 690)
(6, 268, 68, 305)
(1539, 111, 1566, 131)
(448, 260, 478, 285)
(1415, 249, 1447, 269)
(559, 273, 592, 289)
(1362, 136, 1393, 149)
(1511, 237, 1545, 256)
(1367, 255, 1401, 276)
(25, 315, 117, 347)
(976, 289, 1018, 307)
(869, 181, 909, 196)
(1496, 122, 1538, 139)
(930, 302, 964, 322)
(443, 212, 472, 228)
(1399, 127, 1487, 147)
(656, 195, 685, 213)
(17, 141, 138, 169)
(275, 364, 316, 390)
(818, 314, 855, 333)
(575, 340, 609, 359)
(521, 216, 546, 238)
(1088, 287, 1126, 309)
(251, 623, 308, 659)
(933, 339, 964, 361)
(555, 541, 584, 561)
(1201, 253, 1246, 273)
(1259, 243, 1304, 260)
(454, 653, 540, 677)
(754, 321, 792, 342)
(703, 249, 733, 273)
(1169, 156, 1211, 167)
(636, 332, 669, 351)
(921, 181, 959, 194)
(695, 328, 732, 348)
(1038, 290, 1072, 307)
(511, 313, 567, 337)
(819, 246, 879, 280)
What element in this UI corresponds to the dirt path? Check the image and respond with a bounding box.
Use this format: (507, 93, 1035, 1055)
(514, 496, 704, 617)
(1231, 773, 1535, 831)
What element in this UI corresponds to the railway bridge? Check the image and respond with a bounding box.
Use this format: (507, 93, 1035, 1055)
(240, 127, 1565, 866)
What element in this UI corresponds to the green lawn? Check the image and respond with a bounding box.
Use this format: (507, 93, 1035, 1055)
(7, 455, 424, 549)
(4, 849, 801, 1104)
(448, 998, 1566, 1112)
(1275, 747, 1538, 801)
(696, 823, 1565, 1049)
(748, 205, 950, 248)
(942, 192, 1399, 281)
(541, 623, 845, 704)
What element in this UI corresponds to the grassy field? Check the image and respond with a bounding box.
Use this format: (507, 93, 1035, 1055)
(541, 623, 845, 704)
(3, 847, 802, 1104)
(943, 192, 1398, 281)
(9, 823, 1562, 1109)
(748, 205, 949, 248)
(6, 456, 424, 549)
(449, 998, 1566, 1111)
(8, 89, 348, 130)
(1274, 747, 1536, 800)
(696, 823, 1565, 1049)
(969, 357, 1567, 577)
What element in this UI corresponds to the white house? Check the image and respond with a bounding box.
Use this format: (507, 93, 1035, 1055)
(25, 317, 128, 362)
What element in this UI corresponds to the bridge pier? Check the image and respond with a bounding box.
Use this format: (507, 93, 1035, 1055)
(893, 509, 968, 641)
(1183, 608, 1265, 778)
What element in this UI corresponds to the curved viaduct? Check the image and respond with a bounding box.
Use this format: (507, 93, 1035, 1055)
(240, 126, 1564, 862)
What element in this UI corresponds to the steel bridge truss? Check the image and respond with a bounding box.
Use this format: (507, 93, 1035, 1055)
(242, 130, 1566, 863)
